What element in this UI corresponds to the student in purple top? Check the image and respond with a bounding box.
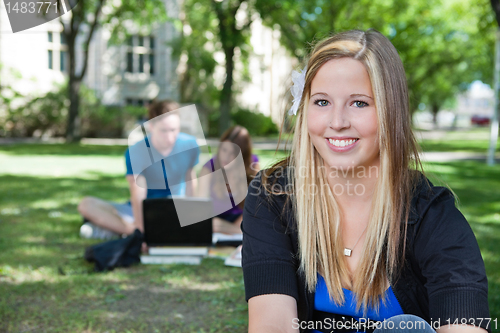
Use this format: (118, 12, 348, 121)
(199, 126, 259, 234)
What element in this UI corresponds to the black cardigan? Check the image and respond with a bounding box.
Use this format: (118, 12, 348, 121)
(242, 171, 490, 332)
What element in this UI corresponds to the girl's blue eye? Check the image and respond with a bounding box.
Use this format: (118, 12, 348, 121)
(314, 99, 329, 107)
(353, 101, 368, 108)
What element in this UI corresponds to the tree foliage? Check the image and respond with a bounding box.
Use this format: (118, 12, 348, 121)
(61, 0, 167, 142)
(4, 83, 145, 138)
(172, 0, 496, 136)
(176, 0, 254, 135)
(389, 0, 495, 113)
(254, 0, 496, 114)
(173, 0, 219, 108)
(56, 0, 497, 139)
(0, 65, 24, 137)
(231, 109, 278, 136)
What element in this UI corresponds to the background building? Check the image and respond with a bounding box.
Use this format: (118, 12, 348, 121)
(456, 81, 494, 119)
(0, 0, 181, 109)
(0, 0, 293, 137)
(236, 17, 295, 123)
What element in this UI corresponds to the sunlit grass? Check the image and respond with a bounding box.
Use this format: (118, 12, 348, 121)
(0, 143, 248, 331)
(422, 159, 500, 318)
(0, 141, 499, 330)
(0, 152, 125, 177)
(417, 127, 500, 152)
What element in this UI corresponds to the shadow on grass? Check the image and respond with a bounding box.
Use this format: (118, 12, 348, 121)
(0, 259, 247, 333)
(0, 174, 129, 268)
(1, 156, 499, 328)
(0, 173, 248, 332)
(424, 161, 500, 318)
(424, 161, 500, 218)
(0, 143, 128, 156)
(420, 140, 495, 152)
(0, 174, 129, 206)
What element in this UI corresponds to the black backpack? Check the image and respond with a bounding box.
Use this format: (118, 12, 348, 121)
(84, 229, 143, 272)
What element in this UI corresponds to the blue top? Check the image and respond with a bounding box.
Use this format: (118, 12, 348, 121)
(313, 274, 404, 333)
(125, 133, 200, 198)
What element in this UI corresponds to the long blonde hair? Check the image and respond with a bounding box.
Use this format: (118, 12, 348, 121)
(264, 29, 423, 310)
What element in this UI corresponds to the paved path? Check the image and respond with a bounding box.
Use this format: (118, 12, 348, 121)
(1, 137, 499, 163)
(80, 139, 500, 163)
(420, 151, 499, 163)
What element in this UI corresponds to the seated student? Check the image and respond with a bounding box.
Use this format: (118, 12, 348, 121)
(78, 100, 200, 239)
(242, 30, 489, 333)
(198, 125, 259, 234)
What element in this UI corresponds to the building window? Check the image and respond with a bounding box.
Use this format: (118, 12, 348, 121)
(127, 52, 134, 72)
(60, 50, 67, 72)
(48, 50, 53, 69)
(125, 34, 155, 75)
(125, 98, 148, 106)
(139, 54, 144, 73)
(48, 31, 68, 73)
(149, 54, 155, 75)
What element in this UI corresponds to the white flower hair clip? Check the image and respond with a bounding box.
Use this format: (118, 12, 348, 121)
(288, 66, 307, 116)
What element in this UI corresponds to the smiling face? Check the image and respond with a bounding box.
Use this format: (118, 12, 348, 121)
(307, 57, 379, 172)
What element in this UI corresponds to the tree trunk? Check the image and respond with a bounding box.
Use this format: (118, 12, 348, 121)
(488, 0, 500, 165)
(488, 27, 500, 165)
(62, 0, 104, 142)
(64, 19, 80, 142)
(431, 103, 439, 127)
(219, 46, 235, 135)
(66, 75, 81, 142)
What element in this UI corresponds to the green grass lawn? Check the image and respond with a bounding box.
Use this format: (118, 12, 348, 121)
(423, 161, 500, 319)
(419, 139, 500, 153)
(0, 140, 499, 331)
(0, 143, 286, 333)
(417, 127, 500, 152)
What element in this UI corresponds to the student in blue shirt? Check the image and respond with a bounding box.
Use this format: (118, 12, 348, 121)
(78, 100, 199, 239)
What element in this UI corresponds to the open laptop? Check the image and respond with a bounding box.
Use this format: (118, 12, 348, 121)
(143, 197, 213, 247)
